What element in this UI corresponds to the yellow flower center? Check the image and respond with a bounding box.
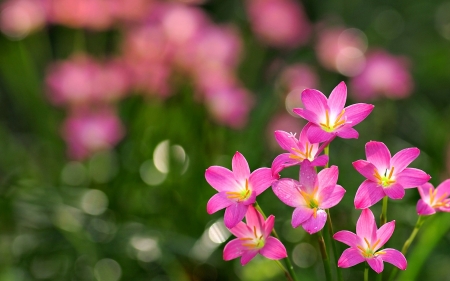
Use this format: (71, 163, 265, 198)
(299, 185, 320, 218)
(240, 226, 265, 249)
(357, 238, 385, 258)
(374, 167, 395, 187)
(289, 143, 314, 161)
(319, 109, 346, 132)
(226, 179, 252, 202)
(429, 188, 450, 208)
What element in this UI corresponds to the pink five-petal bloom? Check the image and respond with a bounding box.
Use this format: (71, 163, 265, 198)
(334, 208, 407, 274)
(272, 160, 345, 234)
(271, 123, 329, 176)
(417, 180, 450, 215)
(293, 81, 374, 143)
(353, 141, 431, 209)
(205, 152, 275, 228)
(223, 205, 287, 265)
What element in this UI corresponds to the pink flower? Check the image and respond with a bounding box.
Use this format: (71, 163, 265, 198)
(62, 108, 125, 160)
(417, 180, 450, 215)
(246, 0, 311, 48)
(0, 0, 46, 38)
(350, 50, 413, 101)
(353, 141, 431, 209)
(334, 208, 407, 273)
(315, 27, 367, 76)
(272, 160, 345, 234)
(271, 123, 329, 176)
(205, 152, 274, 228)
(224, 205, 287, 266)
(293, 81, 374, 143)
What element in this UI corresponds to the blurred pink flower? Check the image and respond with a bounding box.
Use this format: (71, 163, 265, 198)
(204, 87, 254, 129)
(417, 181, 450, 215)
(246, 0, 311, 48)
(350, 50, 414, 101)
(315, 27, 367, 76)
(62, 108, 125, 160)
(47, 0, 113, 30)
(109, 0, 153, 23)
(266, 111, 305, 151)
(0, 0, 46, 38)
(46, 55, 130, 106)
(279, 64, 318, 114)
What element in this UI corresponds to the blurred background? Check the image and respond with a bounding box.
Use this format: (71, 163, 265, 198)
(0, 0, 450, 280)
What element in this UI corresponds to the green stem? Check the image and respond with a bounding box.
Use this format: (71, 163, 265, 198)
(365, 262, 369, 281)
(317, 230, 333, 281)
(388, 215, 429, 281)
(254, 202, 299, 281)
(380, 196, 389, 226)
(324, 145, 330, 168)
(326, 209, 343, 281)
(275, 260, 294, 281)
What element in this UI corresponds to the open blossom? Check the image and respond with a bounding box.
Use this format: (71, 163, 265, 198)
(417, 180, 450, 215)
(205, 152, 274, 228)
(293, 81, 374, 143)
(353, 141, 431, 209)
(334, 208, 407, 273)
(271, 123, 329, 176)
(223, 205, 287, 265)
(272, 160, 345, 234)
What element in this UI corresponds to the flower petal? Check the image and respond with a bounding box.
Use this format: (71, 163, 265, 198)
(224, 203, 248, 228)
(240, 250, 259, 265)
(205, 166, 238, 192)
(320, 185, 346, 209)
(365, 141, 391, 172)
(300, 160, 317, 192)
(416, 199, 436, 216)
(274, 130, 299, 152)
(333, 230, 360, 248)
(356, 208, 377, 244)
(245, 205, 265, 230)
(353, 160, 378, 182)
(272, 178, 303, 208)
(344, 103, 374, 126)
(307, 124, 334, 143)
(207, 192, 233, 214)
(260, 237, 287, 260)
(418, 183, 433, 202)
(311, 154, 329, 167)
(263, 215, 275, 237)
(391, 147, 420, 173)
(367, 256, 384, 273)
(328, 81, 347, 116)
(336, 127, 359, 139)
(249, 167, 274, 195)
(435, 179, 450, 198)
(229, 221, 252, 238)
(337, 248, 365, 268)
(379, 248, 407, 270)
(302, 209, 327, 234)
(354, 180, 385, 209)
(223, 238, 244, 261)
(396, 168, 431, 189)
(317, 165, 339, 190)
(383, 183, 405, 200)
(232, 152, 251, 183)
(271, 153, 298, 176)
(293, 108, 320, 124)
(292, 206, 313, 228)
(301, 88, 328, 116)
(376, 221, 395, 250)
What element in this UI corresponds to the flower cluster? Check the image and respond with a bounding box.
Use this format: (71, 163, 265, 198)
(204, 81, 446, 280)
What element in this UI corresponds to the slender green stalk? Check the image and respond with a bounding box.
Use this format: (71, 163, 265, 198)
(326, 209, 343, 281)
(388, 215, 429, 281)
(275, 260, 294, 281)
(254, 202, 299, 281)
(380, 196, 389, 225)
(317, 230, 333, 281)
(365, 262, 369, 281)
(324, 145, 330, 168)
